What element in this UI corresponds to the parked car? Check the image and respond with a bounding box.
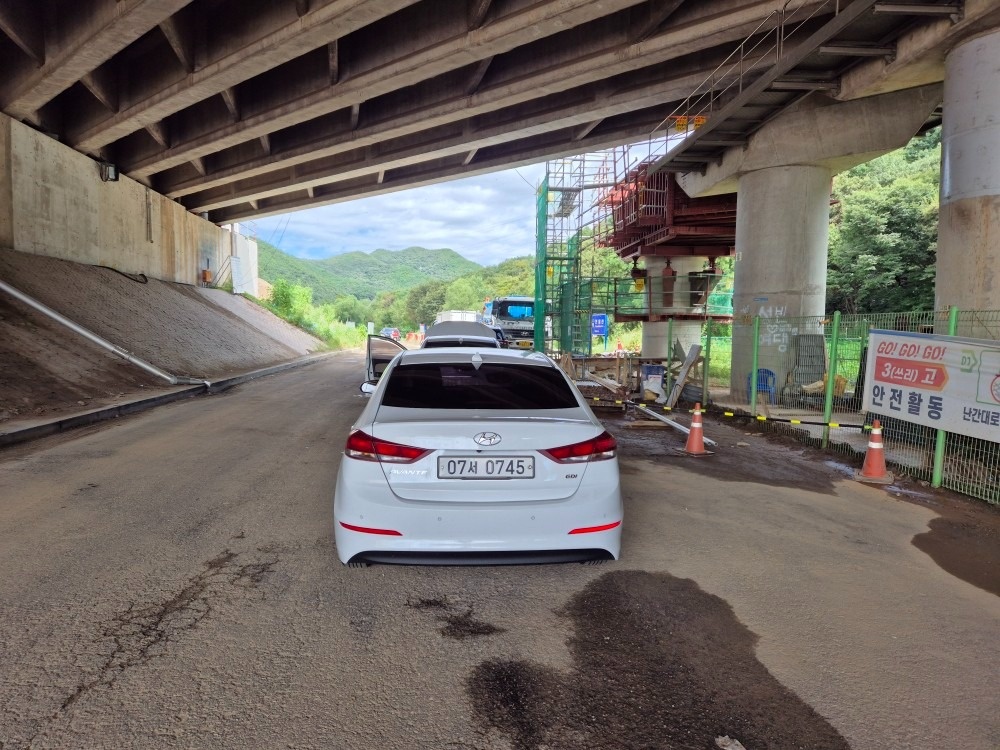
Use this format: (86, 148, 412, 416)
(379, 326, 401, 341)
(420, 321, 500, 348)
(335, 346, 623, 565)
(490, 326, 511, 348)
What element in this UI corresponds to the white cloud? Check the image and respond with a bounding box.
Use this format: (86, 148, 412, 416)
(247, 163, 548, 267)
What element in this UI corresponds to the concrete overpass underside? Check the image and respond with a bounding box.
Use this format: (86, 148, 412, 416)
(1, 0, 999, 324)
(1, 0, 996, 226)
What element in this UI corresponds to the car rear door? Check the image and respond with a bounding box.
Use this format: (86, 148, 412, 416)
(366, 335, 406, 382)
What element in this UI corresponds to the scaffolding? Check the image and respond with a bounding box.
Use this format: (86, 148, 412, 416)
(535, 148, 736, 356)
(534, 153, 617, 355)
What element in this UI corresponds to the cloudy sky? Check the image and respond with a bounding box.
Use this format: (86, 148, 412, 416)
(247, 162, 549, 268)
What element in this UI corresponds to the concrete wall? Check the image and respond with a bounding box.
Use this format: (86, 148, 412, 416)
(0, 113, 255, 287)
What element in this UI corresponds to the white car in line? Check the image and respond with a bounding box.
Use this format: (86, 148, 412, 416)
(420, 320, 501, 349)
(335, 343, 623, 565)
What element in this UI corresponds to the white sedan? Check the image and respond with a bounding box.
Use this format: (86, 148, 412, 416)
(334, 345, 623, 565)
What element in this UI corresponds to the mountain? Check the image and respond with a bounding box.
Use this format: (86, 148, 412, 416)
(256, 241, 481, 303)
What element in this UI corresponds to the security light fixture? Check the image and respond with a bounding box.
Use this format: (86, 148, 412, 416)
(98, 161, 119, 182)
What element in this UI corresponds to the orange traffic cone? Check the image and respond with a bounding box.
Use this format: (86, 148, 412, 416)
(678, 402, 714, 457)
(854, 419, 894, 484)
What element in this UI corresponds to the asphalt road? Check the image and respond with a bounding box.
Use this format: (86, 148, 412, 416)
(1, 352, 997, 750)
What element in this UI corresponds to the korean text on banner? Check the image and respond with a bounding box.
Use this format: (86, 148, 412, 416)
(862, 330, 1000, 443)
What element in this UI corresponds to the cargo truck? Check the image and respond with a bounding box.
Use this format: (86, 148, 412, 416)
(487, 296, 535, 349)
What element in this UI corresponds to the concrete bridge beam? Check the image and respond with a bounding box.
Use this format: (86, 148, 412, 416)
(936, 27, 1000, 317)
(678, 84, 943, 199)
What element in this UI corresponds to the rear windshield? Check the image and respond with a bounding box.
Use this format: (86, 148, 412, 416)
(422, 339, 498, 348)
(381, 362, 578, 409)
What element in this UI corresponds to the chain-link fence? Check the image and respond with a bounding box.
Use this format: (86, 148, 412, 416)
(689, 307, 1000, 504)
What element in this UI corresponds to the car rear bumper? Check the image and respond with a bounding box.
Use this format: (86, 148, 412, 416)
(333, 464, 623, 564)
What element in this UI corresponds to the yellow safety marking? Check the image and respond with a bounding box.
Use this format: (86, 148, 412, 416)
(790, 419, 801, 424)
(724, 411, 734, 417)
(593, 397, 600, 401)
(615, 400, 623, 404)
(757, 415, 767, 421)
(662, 406, 671, 411)
(829, 422, 839, 428)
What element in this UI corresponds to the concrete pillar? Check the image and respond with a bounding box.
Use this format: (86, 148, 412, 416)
(641, 256, 705, 360)
(642, 257, 671, 359)
(937, 28, 1000, 322)
(0, 116, 12, 249)
(669, 257, 707, 355)
(732, 165, 832, 398)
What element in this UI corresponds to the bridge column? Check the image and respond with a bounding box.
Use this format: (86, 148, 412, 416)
(0, 116, 11, 249)
(937, 28, 1000, 321)
(732, 165, 832, 397)
(669, 257, 707, 356)
(642, 257, 671, 359)
(642, 257, 705, 360)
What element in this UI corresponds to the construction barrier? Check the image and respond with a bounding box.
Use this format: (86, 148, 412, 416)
(854, 419, 894, 484)
(678, 402, 713, 457)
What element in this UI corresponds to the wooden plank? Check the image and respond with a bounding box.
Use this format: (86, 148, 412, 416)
(634, 404, 718, 447)
(666, 344, 702, 407)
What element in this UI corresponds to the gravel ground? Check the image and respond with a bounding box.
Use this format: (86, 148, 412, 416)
(0, 359, 997, 750)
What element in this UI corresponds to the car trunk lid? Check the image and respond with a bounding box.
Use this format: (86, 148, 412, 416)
(369, 411, 600, 502)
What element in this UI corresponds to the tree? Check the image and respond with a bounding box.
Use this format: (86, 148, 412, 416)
(331, 294, 373, 325)
(406, 280, 448, 328)
(443, 276, 490, 312)
(269, 278, 314, 325)
(578, 230, 628, 279)
(826, 130, 940, 314)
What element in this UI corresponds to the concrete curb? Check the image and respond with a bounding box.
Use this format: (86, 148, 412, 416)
(0, 352, 335, 449)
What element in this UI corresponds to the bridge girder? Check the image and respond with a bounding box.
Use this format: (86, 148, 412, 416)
(0, 0, 992, 224)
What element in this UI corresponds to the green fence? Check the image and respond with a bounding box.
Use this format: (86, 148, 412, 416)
(682, 307, 1000, 504)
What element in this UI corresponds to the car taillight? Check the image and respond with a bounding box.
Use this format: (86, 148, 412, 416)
(541, 431, 617, 463)
(344, 430, 429, 464)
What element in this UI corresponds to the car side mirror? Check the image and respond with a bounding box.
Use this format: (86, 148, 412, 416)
(360, 380, 378, 395)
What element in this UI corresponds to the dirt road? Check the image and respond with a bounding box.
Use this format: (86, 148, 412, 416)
(1, 353, 997, 749)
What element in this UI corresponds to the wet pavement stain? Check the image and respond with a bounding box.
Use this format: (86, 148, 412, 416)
(468, 570, 851, 750)
(913, 516, 1000, 597)
(407, 596, 506, 640)
(606, 415, 839, 495)
(469, 659, 564, 750)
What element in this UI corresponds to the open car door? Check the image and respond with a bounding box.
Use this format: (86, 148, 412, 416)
(366, 334, 406, 383)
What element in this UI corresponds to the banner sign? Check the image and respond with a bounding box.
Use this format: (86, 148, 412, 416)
(862, 330, 1000, 443)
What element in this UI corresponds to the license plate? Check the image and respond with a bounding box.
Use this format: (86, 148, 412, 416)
(437, 456, 535, 479)
(512, 339, 533, 349)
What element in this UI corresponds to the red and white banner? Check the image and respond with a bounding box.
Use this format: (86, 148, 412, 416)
(862, 330, 1000, 443)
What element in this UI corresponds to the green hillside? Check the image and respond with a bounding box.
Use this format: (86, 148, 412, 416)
(256, 240, 481, 303)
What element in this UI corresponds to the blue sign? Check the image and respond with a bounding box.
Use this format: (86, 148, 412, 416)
(591, 313, 608, 337)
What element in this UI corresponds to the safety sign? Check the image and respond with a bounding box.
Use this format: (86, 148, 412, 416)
(862, 330, 1000, 443)
(591, 313, 608, 337)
